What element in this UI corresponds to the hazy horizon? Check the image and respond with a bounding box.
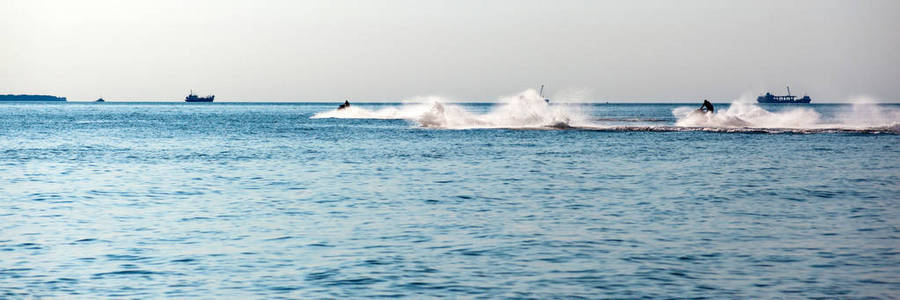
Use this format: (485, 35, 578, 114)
(3, 0, 899, 103)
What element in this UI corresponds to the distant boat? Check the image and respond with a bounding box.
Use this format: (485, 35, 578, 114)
(758, 86, 811, 103)
(185, 90, 214, 102)
(338, 100, 350, 110)
(540, 85, 550, 103)
(95, 97, 105, 102)
(0, 94, 66, 102)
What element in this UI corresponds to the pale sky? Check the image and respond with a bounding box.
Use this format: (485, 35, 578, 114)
(2, 0, 899, 102)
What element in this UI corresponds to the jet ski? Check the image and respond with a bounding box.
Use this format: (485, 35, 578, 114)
(338, 100, 350, 110)
(688, 99, 713, 116)
(697, 99, 714, 114)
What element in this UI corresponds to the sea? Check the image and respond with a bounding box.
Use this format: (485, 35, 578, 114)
(2, 91, 899, 298)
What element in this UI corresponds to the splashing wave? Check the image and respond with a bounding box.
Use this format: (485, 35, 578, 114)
(312, 91, 899, 133)
(312, 89, 589, 129)
(672, 97, 900, 133)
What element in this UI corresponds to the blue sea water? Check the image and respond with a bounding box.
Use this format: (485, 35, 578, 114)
(1, 101, 898, 298)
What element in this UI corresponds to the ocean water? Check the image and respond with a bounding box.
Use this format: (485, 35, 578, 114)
(1, 95, 899, 298)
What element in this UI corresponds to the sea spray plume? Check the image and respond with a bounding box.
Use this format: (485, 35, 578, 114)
(311, 89, 591, 129)
(418, 102, 488, 128)
(672, 94, 900, 131)
(674, 93, 751, 127)
(835, 97, 900, 129)
(674, 95, 821, 128)
(496, 89, 591, 128)
(723, 101, 821, 128)
(672, 104, 755, 128)
(417, 89, 590, 129)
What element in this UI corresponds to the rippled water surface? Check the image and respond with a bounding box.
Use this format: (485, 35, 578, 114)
(1, 102, 898, 298)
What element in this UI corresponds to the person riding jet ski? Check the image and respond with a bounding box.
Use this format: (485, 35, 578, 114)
(338, 100, 350, 110)
(699, 99, 714, 113)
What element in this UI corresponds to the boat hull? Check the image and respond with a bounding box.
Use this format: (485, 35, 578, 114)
(185, 94, 214, 102)
(757, 98, 811, 104)
(757, 94, 811, 104)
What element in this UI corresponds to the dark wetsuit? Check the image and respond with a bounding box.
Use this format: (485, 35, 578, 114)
(338, 100, 350, 110)
(700, 100, 714, 113)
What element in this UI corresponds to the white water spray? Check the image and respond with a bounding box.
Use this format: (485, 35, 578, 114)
(312, 91, 899, 132)
(311, 89, 591, 129)
(673, 95, 899, 131)
(833, 97, 900, 128)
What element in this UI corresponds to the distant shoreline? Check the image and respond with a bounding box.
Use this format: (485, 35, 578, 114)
(0, 94, 67, 102)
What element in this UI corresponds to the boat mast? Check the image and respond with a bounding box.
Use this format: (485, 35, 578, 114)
(786, 86, 791, 97)
(539, 85, 544, 98)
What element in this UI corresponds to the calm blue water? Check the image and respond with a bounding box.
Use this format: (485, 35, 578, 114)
(1, 102, 898, 298)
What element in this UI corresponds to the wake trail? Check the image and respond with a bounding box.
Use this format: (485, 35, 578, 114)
(671, 97, 900, 133)
(311, 91, 900, 133)
(311, 89, 590, 129)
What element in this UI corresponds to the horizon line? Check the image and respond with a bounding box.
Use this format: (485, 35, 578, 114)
(30, 99, 894, 104)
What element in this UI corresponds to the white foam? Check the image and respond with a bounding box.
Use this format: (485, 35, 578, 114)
(310, 103, 432, 120)
(311, 89, 591, 129)
(311, 91, 899, 133)
(833, 97, 900, 129)
(673, 96, 899, 131)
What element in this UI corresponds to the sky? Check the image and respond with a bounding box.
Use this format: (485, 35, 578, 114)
(2, 0, 899, 102)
